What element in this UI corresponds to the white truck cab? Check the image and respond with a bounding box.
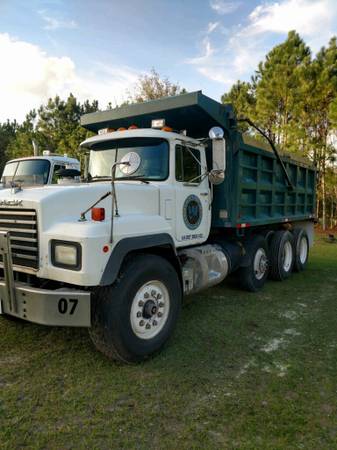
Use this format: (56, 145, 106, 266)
(82, 128, 212, 248)
(0, 153, 80, 189)
(0, 92, 315, 363)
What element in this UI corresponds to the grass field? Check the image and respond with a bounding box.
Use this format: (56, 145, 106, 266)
(1, 236, 337, 450)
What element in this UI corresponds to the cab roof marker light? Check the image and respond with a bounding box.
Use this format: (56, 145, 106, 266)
(162, 126, 173, 132)
(151, 119, 165, 129)
(98, 128, 115, 135)
(128, 125, 138, 130)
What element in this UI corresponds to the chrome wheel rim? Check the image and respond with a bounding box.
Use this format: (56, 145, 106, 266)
(282, 241, 293, 272)
(254, 248, 268, 280)
(299, 236, 308, 264)
(130, 280, 170, 340)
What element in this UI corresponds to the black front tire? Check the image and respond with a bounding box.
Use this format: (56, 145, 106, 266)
(89, 254, 182, 363)
(237, 235, 269, 292)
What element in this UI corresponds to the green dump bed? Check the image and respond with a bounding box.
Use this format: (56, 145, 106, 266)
(212, 136, 316, 229)
(81, 91, 316, 229)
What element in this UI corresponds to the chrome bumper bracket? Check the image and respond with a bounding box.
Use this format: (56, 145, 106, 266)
(0, 231, 17, 313)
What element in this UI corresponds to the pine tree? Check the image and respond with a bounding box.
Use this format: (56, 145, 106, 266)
(254, 31, 311, 147)
(0, 120, 18, 173)
(36, 94, 98, 159)
(221, 80, 256, 132)
(299, 38, 337, 228)
(6, 95, 99, 163)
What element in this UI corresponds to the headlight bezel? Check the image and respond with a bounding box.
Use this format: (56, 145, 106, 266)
(51, 240, 82, 271)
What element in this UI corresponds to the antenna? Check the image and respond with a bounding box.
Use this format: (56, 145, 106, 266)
(32, 139, 39, 156)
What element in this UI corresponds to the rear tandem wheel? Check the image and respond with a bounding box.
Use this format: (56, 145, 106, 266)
(292, 228, 309, 272)
(237, 235, 269, 292)
(269, 230, 295, 281)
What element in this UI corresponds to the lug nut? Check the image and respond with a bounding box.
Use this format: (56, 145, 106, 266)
(157, 312, 163, 318)
(136, 312, 142, 318)
(144, 292, 149, 299)
(139, 320, 145, 326)
(157, 293, 162, 300)
(138, 300, 144, 307)
(146, 323, 151, 329)
(158, 302, 164, 308)
(151, 290, 156, 297)
(153, 320, 157, 326)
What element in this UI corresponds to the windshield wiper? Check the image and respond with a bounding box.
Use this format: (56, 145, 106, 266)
(115, 175, 150, 184)
(90, 176, 112, 182)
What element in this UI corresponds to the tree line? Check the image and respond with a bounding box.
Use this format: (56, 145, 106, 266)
(0, 36, 336, 229)
(223, 31, 337, 230)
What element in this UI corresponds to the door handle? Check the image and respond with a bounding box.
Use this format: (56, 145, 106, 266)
(200, 192, 209, 196)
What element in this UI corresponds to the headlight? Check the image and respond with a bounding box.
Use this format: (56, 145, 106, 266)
(51, 240, 82, 270)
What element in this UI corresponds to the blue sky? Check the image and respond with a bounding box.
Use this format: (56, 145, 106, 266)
(1, 0, 337, 121)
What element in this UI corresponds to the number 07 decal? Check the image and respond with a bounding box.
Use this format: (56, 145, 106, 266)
(58, 298, 78, 315)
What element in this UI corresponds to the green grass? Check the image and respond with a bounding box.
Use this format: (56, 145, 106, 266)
(1, 237, 337, 450)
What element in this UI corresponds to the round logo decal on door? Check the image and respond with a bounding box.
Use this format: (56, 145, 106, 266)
(183, 195, 203, 230)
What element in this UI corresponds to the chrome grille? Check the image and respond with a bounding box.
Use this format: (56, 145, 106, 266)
(0, 208, 38, 269)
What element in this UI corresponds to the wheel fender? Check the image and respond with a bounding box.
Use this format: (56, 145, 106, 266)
(100, 234, 178, 286)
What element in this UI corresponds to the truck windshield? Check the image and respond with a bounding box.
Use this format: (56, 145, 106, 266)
(1, 159, 50, 187)
(88, 137, 169, 181)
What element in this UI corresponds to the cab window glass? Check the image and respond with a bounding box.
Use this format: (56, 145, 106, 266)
(175, 145, 201, 182)
(1, 160, 50, 186)
(89, 138, 169, 181)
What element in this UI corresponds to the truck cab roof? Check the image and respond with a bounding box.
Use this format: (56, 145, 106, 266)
(80, 128, 202, 149)
(8, 155, 80, 165)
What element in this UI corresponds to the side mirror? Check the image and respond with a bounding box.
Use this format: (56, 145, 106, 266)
(208, 169, 225, 185)
(209, 127, 226, 184)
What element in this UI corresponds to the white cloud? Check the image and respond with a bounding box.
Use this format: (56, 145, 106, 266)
(188, 0, 337, 89)
(245, 0, 332, 37)
(0, 33, 139, 122)
(186, 36, 215, 65)
(210, 0, 241, 15)
(207, 21, 220, 34)
(38, 10, 78, 30)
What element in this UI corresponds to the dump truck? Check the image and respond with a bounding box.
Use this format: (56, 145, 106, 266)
(0, 92, 316, 362)
(0, 153, 80, 190)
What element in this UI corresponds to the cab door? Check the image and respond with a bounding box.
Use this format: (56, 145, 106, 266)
(174, 143, 211, 245)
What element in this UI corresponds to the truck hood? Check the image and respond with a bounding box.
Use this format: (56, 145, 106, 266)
(0, 182, 160, 231)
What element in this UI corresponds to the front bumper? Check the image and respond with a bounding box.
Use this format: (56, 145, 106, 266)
(0, 231, 91, 327)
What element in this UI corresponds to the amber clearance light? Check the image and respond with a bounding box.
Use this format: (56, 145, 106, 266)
(92, 207, 105, 221)
(162, 126, 173, 132)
